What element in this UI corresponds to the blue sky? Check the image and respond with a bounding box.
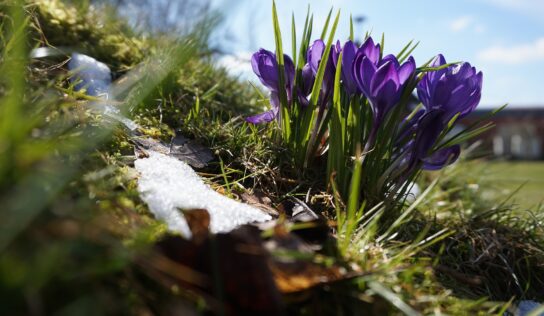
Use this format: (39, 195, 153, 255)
(212, 0, 544, 108)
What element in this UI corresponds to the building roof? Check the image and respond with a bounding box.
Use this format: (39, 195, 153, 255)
(469, 107, 544, 119)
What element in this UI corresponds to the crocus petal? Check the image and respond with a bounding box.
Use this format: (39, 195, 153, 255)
(372, 79, 399, 120)
(283, 54, 296, 90)
(431, 54, 447, 67)
(417, 55, 482, 120)
(332, 40, 342, 66)
(341, 40, 358, 94)
(398, 56, 416, 85)
(370, 60, 399, 98)
(308, 39, 325, 74)
(251, 49, 279, 91)
(360, 37, 380, 64)
(306, 40, 336, 106)
(245, 110, 277, 124)
(397, 109, 425, 144)
(301, 63, 315, 96)
(353, 56, 376, 97)
(418, 54, 447, 103)
(251, 49, 295, 95)
(422, 145, 461, 170)
(297, 88, 311, 108)
(451, 62, 475, 80)
(430, 78, 453, 110)
(380, 54, 400, 68)
(412, 109, 446, 161)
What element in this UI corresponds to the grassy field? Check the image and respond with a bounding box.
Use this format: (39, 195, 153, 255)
(481, 161, 544, 209)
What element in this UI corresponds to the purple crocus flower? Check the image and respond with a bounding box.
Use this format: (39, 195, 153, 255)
(307, 39, 336, 105)
(401, 110, 456, 171)
(422, 145, 460, 170)
(417, 54, 483, 123)
(301, 63, 315, 96)
(353, 37, 416, 126)
(396, 109, 425, 145)
(407, 54, 483, 169)
(246, 92, 281, 124)
(357, 36, 381, 65)
(332, 40, 359, 95)
(246, 49, 295, 124)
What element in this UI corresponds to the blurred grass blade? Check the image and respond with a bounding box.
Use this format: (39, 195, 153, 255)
(0, 39, 198, 252)
(368, 281, 421, 316)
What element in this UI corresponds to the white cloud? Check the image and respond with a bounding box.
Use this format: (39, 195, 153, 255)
(449, 16, 485, 34)
(478, 38, 544, 64)
(450, 16, 473, 32)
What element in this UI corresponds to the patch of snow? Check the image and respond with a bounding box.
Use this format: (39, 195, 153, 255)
(135, 152, 272, 237)
(68, 53, 139, 131)
(515, 300, 544, 316)
(405, 182, 420, 204)
(68, 53, 112, 97)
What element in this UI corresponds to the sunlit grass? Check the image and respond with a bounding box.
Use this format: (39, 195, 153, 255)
(482, 161, 544, 209)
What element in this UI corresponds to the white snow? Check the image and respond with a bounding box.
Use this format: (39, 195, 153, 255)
(134, 152, 272, 237)
(69, 53, 112, 97)
(68, 53, 139, 131)
(405, 182, 421, 204)
(515, 300, 543, 316)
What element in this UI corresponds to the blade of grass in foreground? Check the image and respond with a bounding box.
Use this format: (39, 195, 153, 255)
(272, 0, 291, 141)
(339, 144, 364, 252)
(368, 281, 421, 316)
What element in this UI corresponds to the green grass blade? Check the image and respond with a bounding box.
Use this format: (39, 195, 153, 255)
(296, 6, 311, 70)
(398, 41, 419, 64)
(320, 7, 333, 39)
(396, 40, 413, 59)
(328, 51, 344, 184)
(347, 146, 362, 225)
(272, 0, 291, 140)
(309, 10, 340, 108)
(291, 12, 297, 68)
(380, 33, 385, 59)
(349, 14, 354, 41)
(367, 282, 421, 316)
(417, 61, 460, 73)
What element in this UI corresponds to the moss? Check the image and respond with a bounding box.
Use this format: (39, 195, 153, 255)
(31, 0, 147, 70)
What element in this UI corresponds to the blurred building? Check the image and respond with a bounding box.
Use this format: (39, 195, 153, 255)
(462, 108, 544, 160)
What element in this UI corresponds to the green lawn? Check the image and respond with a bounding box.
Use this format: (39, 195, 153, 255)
(481, 161, 544, 209)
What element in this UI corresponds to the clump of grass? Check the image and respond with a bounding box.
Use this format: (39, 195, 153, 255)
(404, 157, 544, 301)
